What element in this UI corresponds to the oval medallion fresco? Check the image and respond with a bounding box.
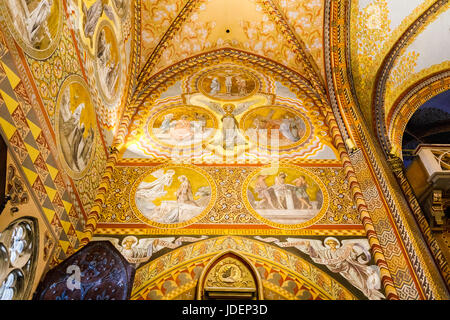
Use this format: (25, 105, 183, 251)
(239, 106, 311, 150)
(147, 105, 218, 149)
(131, 165, 217, 228)
(243, 166, 328, 229)
(198, 67, 259, 101)
(0, 0, 62, 59)
(55, 75, 96, 179)
(94, 19, 121, 103)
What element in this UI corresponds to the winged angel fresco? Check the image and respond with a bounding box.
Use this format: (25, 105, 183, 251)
(94, 236, 208, 267)
(199, 99, 257, 150)
(255, 236, 385, 300)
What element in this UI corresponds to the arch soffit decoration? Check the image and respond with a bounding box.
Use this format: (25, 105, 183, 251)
(371, 0, 450, 156)
(130, 236, 360, 300)
(387, 72, 450, 156)
(117, 0, 330, 147)
(196, 250, 264, 300)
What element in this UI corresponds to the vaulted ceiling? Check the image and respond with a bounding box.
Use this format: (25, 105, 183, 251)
(108, 0, 450, 158)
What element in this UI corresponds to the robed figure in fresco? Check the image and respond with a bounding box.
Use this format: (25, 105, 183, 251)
(59, 87, 94, 172)
(256, 236, 386, 300)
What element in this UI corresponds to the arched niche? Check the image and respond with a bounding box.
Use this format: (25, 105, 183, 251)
(196, 250, 263, 300)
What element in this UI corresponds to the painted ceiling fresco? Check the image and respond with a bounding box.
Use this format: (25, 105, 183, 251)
(350, 0, 449, 132)
(0, 0, 449, 300)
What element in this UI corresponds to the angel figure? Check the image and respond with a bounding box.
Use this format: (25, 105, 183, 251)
(135, 169, 176, 201)
(200, 99, 257, 150)
(97, 29, 111, 66)
(25, 0, 53, 46)
(82, 0, 115, 45)
(293, 237, 385, 300)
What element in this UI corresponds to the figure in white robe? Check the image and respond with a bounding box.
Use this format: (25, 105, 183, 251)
(279, 117, 299, 142)
(59, 88, 94, 172)
(200, 101, 256, 150)
(256, 236, 386, 300)
(159, 114, 174, 133)
(25, 0, 53, 46)
(209, 77, 220, 95)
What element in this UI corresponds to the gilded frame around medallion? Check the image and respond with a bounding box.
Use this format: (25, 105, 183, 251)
(130, 163, 218, 229)
(0, 0, 63, 60)
(54, 74, 97, 180)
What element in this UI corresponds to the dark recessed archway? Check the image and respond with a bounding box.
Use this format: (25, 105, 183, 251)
(402, 90, 450, 168)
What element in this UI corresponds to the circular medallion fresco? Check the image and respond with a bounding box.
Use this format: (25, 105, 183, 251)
(0, 0, 62, 59)
(131, 165, 217, 228)
(198, 67, 259, 101)
(55, 75, 96, 179)
(243, 165, 328, 229)
(94, 19, 121, 103)
(239, 106, 311, 150)
(147, 105, 218, 149)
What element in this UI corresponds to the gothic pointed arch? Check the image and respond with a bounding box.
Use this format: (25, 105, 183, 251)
(196, 250, 264, 300)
